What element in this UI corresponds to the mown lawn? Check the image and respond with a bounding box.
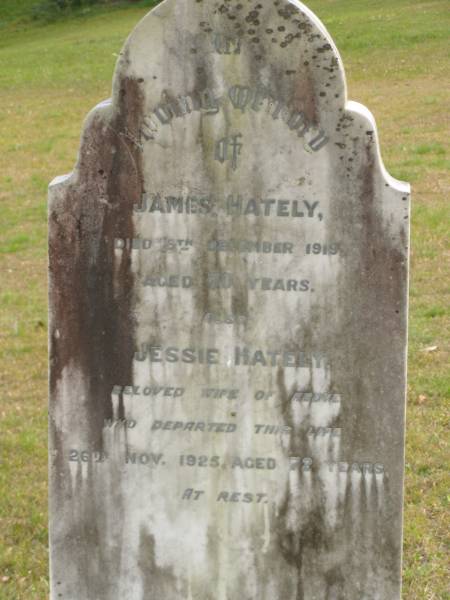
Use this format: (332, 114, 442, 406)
(0, 0, 449, 598)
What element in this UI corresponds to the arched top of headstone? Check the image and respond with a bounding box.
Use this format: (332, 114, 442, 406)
(51, 0, 409, 198)
(114, 0, 346, 125)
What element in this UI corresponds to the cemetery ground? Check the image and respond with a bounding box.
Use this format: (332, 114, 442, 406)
(0, 0, 448, 598)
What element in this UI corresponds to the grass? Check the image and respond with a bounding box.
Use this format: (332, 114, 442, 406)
(0, 0, 449, 598)
(0, 0, 158, 29)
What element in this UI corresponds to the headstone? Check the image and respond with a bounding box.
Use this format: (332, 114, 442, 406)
(48, 1, 410, 598)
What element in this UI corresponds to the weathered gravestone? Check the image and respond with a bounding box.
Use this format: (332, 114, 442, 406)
(48, 0, 410, 598)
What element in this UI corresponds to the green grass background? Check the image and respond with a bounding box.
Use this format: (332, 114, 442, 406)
(0, 0, 449, 598)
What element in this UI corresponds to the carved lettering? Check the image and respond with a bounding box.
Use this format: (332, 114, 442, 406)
(140, 83, 329, 152)
(291, 392, 342, 404)
(217, 492, 268, 503)
(214, 133, 243, 170)
(151, 421, 237, 433)
(126, 452, 164, 466)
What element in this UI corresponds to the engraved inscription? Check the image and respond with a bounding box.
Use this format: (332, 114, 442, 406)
(326, 462, 385, 475)
(134, 345, 329, 368)
(201, 388, 240, 399)
(126, 452, 164, 466)
(151, 420, 237, 433)
(181, 489, 205, 500)
(289, 457, 314, 471)
(115, 237, 193, 252)
(179, 455, 221, 467)
(69, 450, 108, 463)
(227, 84, 328, 151)
(306, 242, 340, 255)
(214, 133, 243, 170)
(292, 391, 342, 404)
(112, 385, 185, 397)
(141, 88, 219, 139)
(208, 239, 294, 254)
(133, 193, 324, 220)
(138, 272, 312, 292)
(104, 418, 137, 429)
(217, 491, 269, 504)
(140, 83, 329, 151)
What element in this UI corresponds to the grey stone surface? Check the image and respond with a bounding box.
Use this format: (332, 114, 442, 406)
(48, 1, 410, 598)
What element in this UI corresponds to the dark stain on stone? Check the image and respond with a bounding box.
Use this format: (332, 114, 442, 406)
(49, 75, 143, 441)
(138, 528, 184, 597)
(49, 74, 144, 592)
(323, 126, 407, 595)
